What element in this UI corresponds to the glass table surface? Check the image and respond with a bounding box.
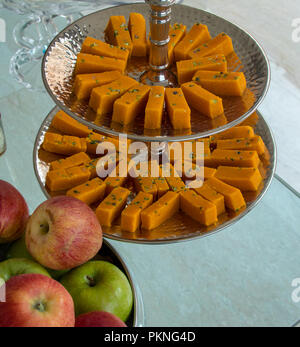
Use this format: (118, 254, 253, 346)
(0, 2, 300, 327)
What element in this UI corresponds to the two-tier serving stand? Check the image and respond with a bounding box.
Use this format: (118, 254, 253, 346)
(35, 1, 275, 244)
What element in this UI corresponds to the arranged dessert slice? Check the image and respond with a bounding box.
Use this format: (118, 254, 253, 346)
(73, 71, 122, 100)
(134, 176, 158, 200)
(75, 53, 126, 74)
(104, 161, 129, 194)
(80, 36, 129, 61)
(121, 191, 153, 233)
(50, 152, 90, 171)
(168, 23, 187, 65)
(43, 133, 87, 155)
(112, 84, 151, 125)
(215, 166, 263, 191)
(216, 135, 266, 155)
(153, 176, 170, 198)
(176, 54, 227, 85)
(89, 75, 137, 116)
(206, 177, 246, 211)
(105, 15, 133, 56)
(193, 71, 247, 97)
(165, 88, 191, 129)
(51, 110, 91, 137)
(141, 191, 180, 230)
(66, 177, 106, 205)
(174, 23, 211, 61)
(210, 126, 255, 142)
(180, 189, 218, 226)
(207, 149, 261, 168)
(96, 187, 130, 227)
(188, 33, 234, 59)
(128, 13, 148, 57)
(46, 166, 91, 192)
(144, 86, 165, 129)
(193, 182, 225, 216)
(161, 163, 186, 193)
(181, 82, 224, 119)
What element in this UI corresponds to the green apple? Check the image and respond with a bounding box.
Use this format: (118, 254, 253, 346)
(6, 236, 69, 280)
(0, 258, 50, 282)
(60, 261, 133, 322)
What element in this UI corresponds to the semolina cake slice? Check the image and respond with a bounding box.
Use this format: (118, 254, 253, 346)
(121, 191, 153, 233)
(105, 16, 133, 56)
(206, 177, 246, 211)
(112, 84, 151, 125)
(174, 23, 211, 61)
(141, 191, 180, 230)
(96, 187, 130, 227)
(180, 189, 218, 226)
(193, 71, 247, 97)
(165, 88, 191, 129)
(81, 37, 129, 61)
(73, 71, 122, 100)
(215, 166, 263, 192)
(66, 177, 106, 205)
(128, 13, 148, 57)
(181, 82, 224, 119)
(144, 86, 165, 130)
(188, 32, 234, 59)
(75, 53, 126, 75)
(89, 75, 137, 116)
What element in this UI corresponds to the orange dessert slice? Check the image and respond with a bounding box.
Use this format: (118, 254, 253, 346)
(208, 149, 260, 168)
(180, 190, 218, 226)
(73, 71, 122, 100)
(144, 86, 165, 129)
(215, 166, 263, 192)
(75, 53, 126, 75)
(176, 54, 227, 85)
(181, 82, 224, 119)
(193, 71, 247, 97)
(66, 177, 106, 205)
(121, 191, 153, 233)
(89, 76, 137, 116)
(96, 187, 130, 227)
(81, 37, 129, 61)
(174, 23, 211, 61)
(50, 152, 90, 171)
(206, 177, 246, 211)
(112, 84, 151, 125)
(168, 23, 186, 65)
(128, 13, 148, 57)
(51, 110, 91, 137)
(141, 191, 180, 230)
(165, 88, 191, 129)
(105, 16, 133, 56)
(43, 133, 87, 155)
(193, 182, 225, 216)
(188, 33, 234, 59)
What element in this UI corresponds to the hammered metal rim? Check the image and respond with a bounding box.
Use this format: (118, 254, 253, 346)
(33, 106, 276, 245)
(41, 2, 271, 143)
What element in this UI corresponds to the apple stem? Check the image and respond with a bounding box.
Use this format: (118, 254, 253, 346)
(86, 275, 96, 287)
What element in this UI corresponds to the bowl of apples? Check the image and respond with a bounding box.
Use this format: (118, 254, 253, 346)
(0, 180, 144, 327)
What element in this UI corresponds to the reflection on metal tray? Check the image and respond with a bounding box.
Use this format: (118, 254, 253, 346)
(42, 3, 270, 142)
(33, 106, 276, 245)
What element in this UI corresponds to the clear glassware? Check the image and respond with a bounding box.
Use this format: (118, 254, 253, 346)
(1, 0, 127, 91)
(0, 114, 6, 156)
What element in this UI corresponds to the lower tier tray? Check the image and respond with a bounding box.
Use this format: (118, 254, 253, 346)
(34, 107, 276, 244)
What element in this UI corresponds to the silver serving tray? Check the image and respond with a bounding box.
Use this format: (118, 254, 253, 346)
(33, 106, 276, 244)
(42, 3, 270, 142)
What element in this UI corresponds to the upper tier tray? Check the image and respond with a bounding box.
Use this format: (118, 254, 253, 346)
(42, 3, 270, 142)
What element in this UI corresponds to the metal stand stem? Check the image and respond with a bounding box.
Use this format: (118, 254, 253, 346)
(140, 0, 177, 87)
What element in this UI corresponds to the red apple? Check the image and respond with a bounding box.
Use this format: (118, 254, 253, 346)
(75, 311, 127, 327)
(25, 196, 103, 270)
(0, 274, 75, 327)
(0, 180, 29, 244)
